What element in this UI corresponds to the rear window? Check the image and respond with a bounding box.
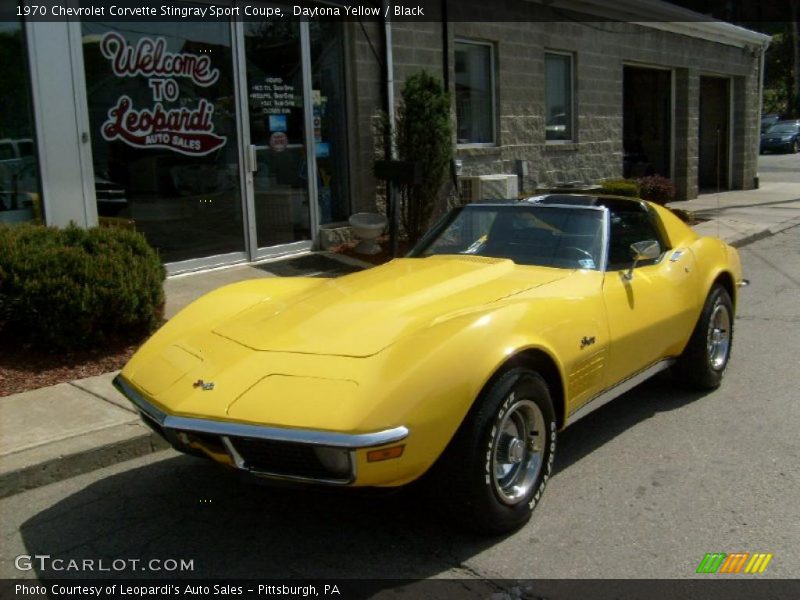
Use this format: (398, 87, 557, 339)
(767, 123, 799, 134)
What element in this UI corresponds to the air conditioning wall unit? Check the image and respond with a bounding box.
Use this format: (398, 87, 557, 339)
(459, 174, 519, 203)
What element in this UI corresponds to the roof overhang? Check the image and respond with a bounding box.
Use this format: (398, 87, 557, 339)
(539, 0, 771, 49)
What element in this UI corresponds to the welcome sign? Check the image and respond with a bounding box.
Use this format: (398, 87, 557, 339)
(99, 32, 227, 156)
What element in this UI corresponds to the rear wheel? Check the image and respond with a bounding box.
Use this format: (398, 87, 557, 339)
(431, 368, 556, 534)
(673, 285, 734, 389)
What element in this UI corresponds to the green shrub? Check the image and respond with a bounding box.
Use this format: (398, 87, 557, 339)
(600, 178, 639, 197)
(0, 223, 165, 351)
(637, 175, 676, 205)
(393, 71, 453, 244)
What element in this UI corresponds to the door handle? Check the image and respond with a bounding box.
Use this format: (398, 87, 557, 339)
(246, 145, 258, 173)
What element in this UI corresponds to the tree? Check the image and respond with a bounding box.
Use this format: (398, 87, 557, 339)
(758, 18, 799, 117)
(392, 71, 453, 244)
(664, 1, 799, 117)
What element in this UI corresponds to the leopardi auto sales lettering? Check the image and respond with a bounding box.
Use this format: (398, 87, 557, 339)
(102, 96, 225, 156)
(98, 32, 227, 156)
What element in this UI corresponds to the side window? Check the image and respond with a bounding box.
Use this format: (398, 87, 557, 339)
(455, 41, 496, 145)
(545, 52, 574, 142)
(607, 208, 666, 270)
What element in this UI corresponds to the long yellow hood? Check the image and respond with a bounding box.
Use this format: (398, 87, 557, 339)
(212, 256, 568, 357)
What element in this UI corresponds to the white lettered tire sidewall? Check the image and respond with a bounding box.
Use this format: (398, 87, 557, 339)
(453, 368, 557, 534)
(482, 374, 556, 518)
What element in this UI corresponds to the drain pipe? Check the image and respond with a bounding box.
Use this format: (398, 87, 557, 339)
(383, 2, 399, 256)
(755, 39, 770, 188)
(442, 0, 449, 91)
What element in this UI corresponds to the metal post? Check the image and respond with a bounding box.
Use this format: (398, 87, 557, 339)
(300, 22, 320, 248)
(716, 126, 721, 194)
(384, 4, 399, 257)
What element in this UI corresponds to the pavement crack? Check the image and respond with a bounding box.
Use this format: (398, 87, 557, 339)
(68, 381, 136, 414)
(454, 561, 500, 581)
(737, 315, 800, 322)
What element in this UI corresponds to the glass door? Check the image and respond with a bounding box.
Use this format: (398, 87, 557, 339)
(238, 19, 317, 257)
(234, 17, 350, 258)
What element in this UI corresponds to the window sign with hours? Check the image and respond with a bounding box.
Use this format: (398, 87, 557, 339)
(250, 77, 297, 115)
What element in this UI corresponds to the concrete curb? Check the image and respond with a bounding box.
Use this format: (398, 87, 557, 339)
(731, 217, 800, 248)
(0, 423, 170, 499)
(730, 229, 775, 248)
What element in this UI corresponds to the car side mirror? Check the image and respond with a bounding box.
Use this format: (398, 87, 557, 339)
(623, 240, 661, 280)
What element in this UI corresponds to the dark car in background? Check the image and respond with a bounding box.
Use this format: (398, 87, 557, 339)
(760, 120, 800, 154)
(760, 114, 781, 134)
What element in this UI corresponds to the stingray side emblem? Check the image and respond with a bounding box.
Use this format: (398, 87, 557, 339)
(580, 336, 596, 349)
(193, 380, 215, 391)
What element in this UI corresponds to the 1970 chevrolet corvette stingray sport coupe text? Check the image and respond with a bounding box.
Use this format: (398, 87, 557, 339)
(114, 194, 745, 533)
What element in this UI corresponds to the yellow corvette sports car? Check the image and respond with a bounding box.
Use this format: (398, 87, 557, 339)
(114, 194, 745, 533)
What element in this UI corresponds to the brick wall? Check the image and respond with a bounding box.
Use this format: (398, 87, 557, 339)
(347, 3, 762, 210)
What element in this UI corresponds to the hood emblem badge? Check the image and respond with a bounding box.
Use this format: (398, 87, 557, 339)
(580, 336, 596, 349)
(193, 380, 215, 391)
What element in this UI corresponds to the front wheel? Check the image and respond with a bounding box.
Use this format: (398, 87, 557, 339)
(673, 285, 734, 389)
(432, 368, 557, 534)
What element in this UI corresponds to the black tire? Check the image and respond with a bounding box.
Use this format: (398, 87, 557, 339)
(430, 368, 557, 535)
(792, 139, 799, 154)
(673, 285, 734, 390)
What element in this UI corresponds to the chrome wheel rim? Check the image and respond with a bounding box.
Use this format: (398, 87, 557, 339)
(491, 399, 546, 505)
(706, 302, 731, 370)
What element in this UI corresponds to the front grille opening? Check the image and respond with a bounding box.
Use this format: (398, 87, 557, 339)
(180, 431, 227, 455)
(231, 437, 352, 482)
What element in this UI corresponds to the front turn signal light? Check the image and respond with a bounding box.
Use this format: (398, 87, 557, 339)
(367, 445, 405, 462)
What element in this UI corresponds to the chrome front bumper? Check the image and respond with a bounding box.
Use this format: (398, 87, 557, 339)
(112, 375, 409, 485)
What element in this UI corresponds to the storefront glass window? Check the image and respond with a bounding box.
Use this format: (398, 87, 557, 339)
(0, 19, 42, 224)
(82, 20, 244, 264)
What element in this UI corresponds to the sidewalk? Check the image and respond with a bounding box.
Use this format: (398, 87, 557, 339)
(2, 186, 799, 498)
(0, 251, 372, 499)
(673, 181, 800, 247)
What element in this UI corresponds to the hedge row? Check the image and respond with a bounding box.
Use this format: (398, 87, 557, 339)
(0, 223, 165, 351)
(600, 175, 676, 205)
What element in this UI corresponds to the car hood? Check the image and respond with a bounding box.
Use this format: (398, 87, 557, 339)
(211, 256, 568, 357)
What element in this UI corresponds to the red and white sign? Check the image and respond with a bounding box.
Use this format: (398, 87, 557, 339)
(98, 32, 227, 157)
(100, 32, 219, 87)
(101, 96, 226, 156)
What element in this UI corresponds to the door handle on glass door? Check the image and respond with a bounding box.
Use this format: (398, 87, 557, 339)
(247, 145, 258, 173)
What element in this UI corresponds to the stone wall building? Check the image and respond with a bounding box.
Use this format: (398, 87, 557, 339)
(351, 4, 769, 213)
(3, 0, 769, 271)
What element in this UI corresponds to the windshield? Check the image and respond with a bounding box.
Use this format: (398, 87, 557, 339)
(410, 205, 605, 270)
(766, 123, 799, 134)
